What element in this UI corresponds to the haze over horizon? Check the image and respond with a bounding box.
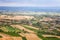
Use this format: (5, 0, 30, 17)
(0, 0, 60, 7)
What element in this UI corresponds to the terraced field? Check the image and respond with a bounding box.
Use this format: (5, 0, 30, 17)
(0, 24, 60, 40)
(11, 25, 42, 40)
(11, 25, 34, 33)
(0, 25, 26, 40)
(22, 25, 60, 40)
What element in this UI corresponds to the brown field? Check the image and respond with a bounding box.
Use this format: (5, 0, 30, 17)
(25, 33, 41, 40)
(0, 33, 22, 40)
(0, 33, 11, 38)
(11, 25, 34, 33)
(0, 15, 34, 20)
(0, 37, 22, 40)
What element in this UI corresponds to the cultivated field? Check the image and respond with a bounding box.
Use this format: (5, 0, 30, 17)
(11, 25, 41, 40)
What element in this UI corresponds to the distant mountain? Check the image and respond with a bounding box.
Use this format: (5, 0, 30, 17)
(0, 6, 60, 12)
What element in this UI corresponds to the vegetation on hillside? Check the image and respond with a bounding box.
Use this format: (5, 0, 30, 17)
(0, 25, 21, 37)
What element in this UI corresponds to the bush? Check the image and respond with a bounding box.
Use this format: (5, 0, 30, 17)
(22, 37, 27, 40)
(0, 36, 2, 38)
(0, 29, 4, 32)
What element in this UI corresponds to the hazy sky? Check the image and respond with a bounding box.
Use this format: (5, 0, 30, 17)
(0, 0, 60, 7)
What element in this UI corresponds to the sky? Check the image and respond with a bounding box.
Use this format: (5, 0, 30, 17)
(0, 0, 60, 7)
